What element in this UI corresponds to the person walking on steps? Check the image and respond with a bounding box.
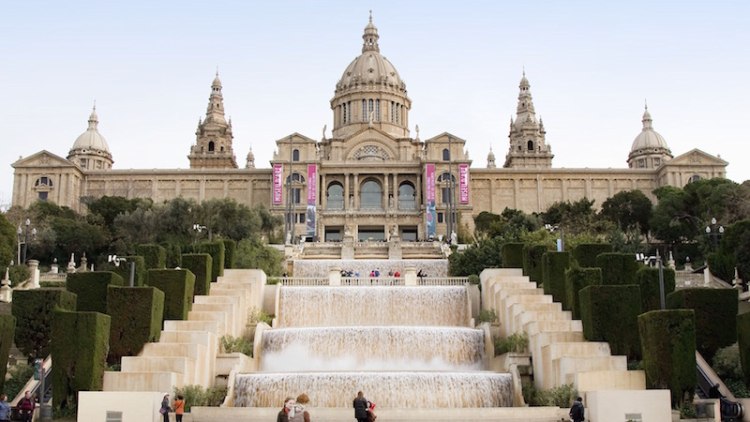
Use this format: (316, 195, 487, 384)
(353, 391, 369, 422)
(0, 395, 10, 422)
(17, 391, 35, 422)
(277, 397, 295, 422)
(160, 394, 171, 422)
(569, 396, 585, 422)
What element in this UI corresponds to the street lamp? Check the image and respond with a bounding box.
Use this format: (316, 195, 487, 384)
(193, 224, 212, 241)
(17, 219, 37, 264)
(544, 224, 564, 252)
(636, 251, 665, 310)
(705, 218, 724, 250)
(108, 255, 136, 287)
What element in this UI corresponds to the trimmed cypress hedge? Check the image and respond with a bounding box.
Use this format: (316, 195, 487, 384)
(737, 312, 750, 386)
(181, 254, 212, 296)
(162, 242, 182, 268)
(136, 244, 166, 269)
(0, 314, 16, 393)
(565, 267, 602, 319)
(542, 252, 571, 307)
(197, 241, 225, 282)
(595, 253, 640, 285)
(12, 289, 77, 358)
(51, 310, 110, 409)
(501, 243, 524, 269)
(106, 286, 165, 364)
(580, 285, 642, 360)
(66, 271, 124, 314)
(639, 310, 696, 408)
(107, 256, 147, 287)
(572, 243, 613, 268)
(522, 244, 550, 282)
(636, 267, 676, 312)
(222, 239, 236, 270)
(666, 288, 738, 361)
(147, 269, 196, 321)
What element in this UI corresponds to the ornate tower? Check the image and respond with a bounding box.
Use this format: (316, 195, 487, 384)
(504, 72, 553, 168)
(188, 72, 238, 169)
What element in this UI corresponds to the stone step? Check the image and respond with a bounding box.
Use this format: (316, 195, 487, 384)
(103, 371, 184, 392)
(188, 311, 229, 336)
(540, 342, 614, 389)
(517, 310, 572, 330)
(510, 303, 562, 335)
(141, 342, 205, 360)
(164, 320, 222, 335)
(191, 303, 238, 335)
(556, 355, 628, 388)
(574, 370, 646, 392)
(121, 356, 197, 384)
(523, 319, 583, 335)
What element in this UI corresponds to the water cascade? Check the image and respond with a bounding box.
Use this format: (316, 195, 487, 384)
(292, 259, 449, 278)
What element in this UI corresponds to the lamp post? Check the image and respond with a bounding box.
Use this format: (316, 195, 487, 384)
(108, 255, 135, 287)
(17, 219, 37, 264)
(193, 224, 212, 241)
(544, 224, 564, 252)
(705, 217, 724, 250)
(637, 251, 665, 310)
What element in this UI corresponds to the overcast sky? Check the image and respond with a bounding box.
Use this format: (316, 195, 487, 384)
(1, 0, 748, 208)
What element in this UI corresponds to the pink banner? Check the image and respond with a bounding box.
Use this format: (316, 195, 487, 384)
(459, 164, 469, 204)
(425, 164, 435, 202)
(272, 164, 283, 204)
(307, 165, 317, 204)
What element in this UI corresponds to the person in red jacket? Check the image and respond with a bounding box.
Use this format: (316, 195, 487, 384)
(17, 391, 35, 422)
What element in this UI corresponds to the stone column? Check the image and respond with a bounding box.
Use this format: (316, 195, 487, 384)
(321, 174, 327, 209)
(353, 174, 359, 209)
(329, 266, 341, 286)
(384, 173, 389, 209)
(0, 269, 12, 302)
(393, 173, 399, 210)
(405, 267, 417, 286)
(27, 260, 40, 289)
(344, 174, 350, 210)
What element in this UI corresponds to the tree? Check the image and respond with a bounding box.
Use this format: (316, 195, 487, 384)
(448, 237, 504, 276)
(0, 213, 15, 269)
(600, 190, 653, 236)
(234, 238, 283, 276)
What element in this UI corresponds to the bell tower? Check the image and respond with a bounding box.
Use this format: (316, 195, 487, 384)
(504, 71, 553, 168)
(188, 72, 238, 169)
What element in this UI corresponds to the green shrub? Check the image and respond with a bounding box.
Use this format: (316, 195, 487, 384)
(3, 365, 33, 402)
(579, 285, 642, 360)
(523, 383, 578, 407)
(52, 310, 110, 409)
(8, 265, 30, 287)
(565, 267, 602, 319)
(222, 239, 236, 270)
(667, 288, 738, 361)
(572, 243, 613, 268)
(181, 254, 212, 296)
(136, 244, 166, 269)
(639, 310, 696, 408)
(542, 252, 571, 308)
(0, 314, 16, 393)
(219, 334, 252, 356)
(476, 309, 498, 324)
(162, 242, 182, 268)
(713, 344, 744, 381)
(66, 271, 124, 313)
(247, 307, 273, 326)
(738, 312, 750, 386)
(12, 289, 77, 358)
(147, 269, 196, 321)
(106, 286, 165, 364)
(468, 274, 480, 285)
(197, 241, 225, 283)
(636, 267, 676, 312)
(501, 243, 524, 269)
(595, 253, 639, 285)
(494, 332, 529, 355)
(39, 280, 65, 288)
(173, 385, 227, 412)
(522, 244, 550, 282)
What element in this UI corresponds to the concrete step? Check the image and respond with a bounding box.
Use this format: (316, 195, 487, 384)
(557, 355, 628, 387)
(574, 370, 646, 392)
(141, 342, 205, 360)
(121, 356, 197, 384)
(103, 371, 184, 392)
(523, 319, 583, 335)
(187, 311, 228, 336)
(164, 320, 222, 335)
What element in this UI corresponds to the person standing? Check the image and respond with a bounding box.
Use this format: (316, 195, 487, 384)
(290, 394, 311, 422)
(172, 394, 184, 422)
(569, 396, 585, 422)
(160, 394, 171, 422)
(277, 397, 294, 422)
(353, 391, 369, 422)
(0, 395, 11, 422)
(17, 391, 35, 422)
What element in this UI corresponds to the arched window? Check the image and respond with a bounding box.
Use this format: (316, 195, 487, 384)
(398, 182, 416, 210)
(327, 183, 344, 209)
(688, 175, 702, 184)
(368, 99, 374, 117)
(376, 100, 380, 121)
(361, 180, 382, 209)
(220, 146, 224, 152)
(442, 149, 450, 161)
(293, 149, 300, 162)
(35, 177, 53, 187)
(362, 99, 367, 121)
(437, 173, 455, 204)
(208, 141, 215, 152)
(343, 103, 347, 123)
(286, 173, 305, 183)
(527, 140, 534, 151)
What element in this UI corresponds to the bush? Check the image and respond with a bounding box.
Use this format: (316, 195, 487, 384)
(579, 285, 642, 360)
(595, 253, 640, 286)
(147, 269, 196, 321)
(2, 365, 33, 401)
(572, 243, 613, 268)
(0, 314, 16, 393)
(52, 310, 110, 409)
(136, 244, 166, 269)
(12, 289, 77, 358)
(197, 241, 225, 283)
(247, 307, 273, 326)
(161, 242, 182, 268)
(181, 254, 212, 296)
(66, 271, 124, 313)
(494, 332, 529, 355)
(667, 288, 738, 362)
(738, 312, 750, 386)
(523, 383, 578, 407)
(476, 309, 498, 324)
(713, 344, 744, 381)
(636, 267, 676, 312)
(222, 239, 236, 270)
(8, 264, 30, 287)
(173, 385, 227, 412)
(219, 335, 252, 356)
(522, 244, 550, 282)
(501, 243, 524, 269)
(564, 267, 602, 319)
(468, 274, 480, 285)
(106, 286, 165, 364)
(541, 252, 571, 307)
(639, 310, 696, 408)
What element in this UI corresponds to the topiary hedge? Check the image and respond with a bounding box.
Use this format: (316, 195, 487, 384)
(12, 289, 77, 359)
(636, 267, 676, 312)
(0, 314, 16, 393)
(595, 253, 640, 285)
(222, 239, 236, 270)
(51, 310, 110, 409)
(542, 252, 571, 308)
(737, 312, 750, 386)
(181, 254, 212, 296)
(572, 243, 613, 268)
(667, 288, 738, 361)
(136, 244, 166, 269)
(106, 256, 147, 287)
(579, 285, 642, 360)
(146, 269, 196, 321)
(501, 243, 524, 269)
(523, 244, 550, 282)
(198, 241, 225, 282)
(66, 271, 124, 314)
(639, 310, 696, 408)
(106, 286, 165, 364)
(162, 242, 183, 269)
(565, 267, 602, 319)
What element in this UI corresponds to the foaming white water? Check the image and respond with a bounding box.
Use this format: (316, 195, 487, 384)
(293, 259, 449, 277)
(261, 327, 485, 371)
(278, 286, 468, 327)
(234, 372, 513, 408)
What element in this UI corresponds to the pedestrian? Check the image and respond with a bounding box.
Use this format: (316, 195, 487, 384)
(388, 270, 394, 277)
(374, 269, 380, 277)
(17, 391, 35, 422)
(0, 395, 10, 422)
(290, 394, 311, 422)
(353, 391, 369, 422)
(160, 394, 171, 422)
(277, 397, 294, 422)
(569, 396, 585, 422)
(173, 394, 185, 422)
(367, 401, 377, 421)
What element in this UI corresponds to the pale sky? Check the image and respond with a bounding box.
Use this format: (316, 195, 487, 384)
(1, 0, 748, 208)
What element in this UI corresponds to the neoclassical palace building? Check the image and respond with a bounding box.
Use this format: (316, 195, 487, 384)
(11, 14, 727, 242)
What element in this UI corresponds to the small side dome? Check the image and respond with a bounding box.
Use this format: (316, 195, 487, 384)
(71, 106, 111, 154)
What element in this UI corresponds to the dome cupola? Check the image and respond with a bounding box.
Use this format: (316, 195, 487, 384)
(627, 104, 673, 169)
(67, 104, 113, 170)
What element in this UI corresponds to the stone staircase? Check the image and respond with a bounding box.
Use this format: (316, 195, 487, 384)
(481, 268, 645, 393)
(102, 269, 265, 393)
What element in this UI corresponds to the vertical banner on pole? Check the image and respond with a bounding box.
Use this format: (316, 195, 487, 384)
(273, 164, 283, 205)
(306, 164, 317, 238)
(425, 164, 436, 239)
(459, 164, 470, 204)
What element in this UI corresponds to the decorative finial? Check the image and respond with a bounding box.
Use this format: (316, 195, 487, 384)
(645, 99, 648, 110)
(216, 66, 219, 77)
(522, 66, 525, 76)
(369, 10, 372, 22)
(93, 100, 96, 111)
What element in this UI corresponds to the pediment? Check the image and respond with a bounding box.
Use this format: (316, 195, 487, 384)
(12, 150, 77, 169)
(667, 149, 728, 166)
(343, 128, 398, 161)
(425, 132, 467, 144)
(275, 132, 317, 144)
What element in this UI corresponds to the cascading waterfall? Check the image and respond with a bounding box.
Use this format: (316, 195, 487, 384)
(292, 259, 449, 277)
